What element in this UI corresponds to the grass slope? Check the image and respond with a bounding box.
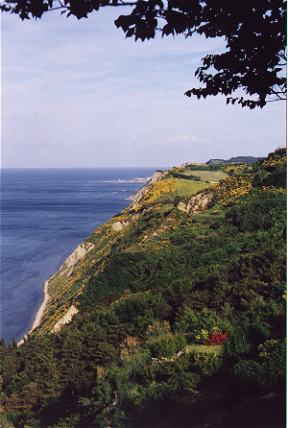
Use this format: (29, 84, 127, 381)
(175, 178, 212, 196)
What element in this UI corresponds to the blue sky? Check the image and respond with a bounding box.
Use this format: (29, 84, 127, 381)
(2, 8, 286, 167)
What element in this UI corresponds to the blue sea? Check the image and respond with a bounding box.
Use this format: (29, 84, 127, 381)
(1, 168, 156, 343)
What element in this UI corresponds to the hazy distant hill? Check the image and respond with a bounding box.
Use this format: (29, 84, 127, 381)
(207, 155, 265, 165)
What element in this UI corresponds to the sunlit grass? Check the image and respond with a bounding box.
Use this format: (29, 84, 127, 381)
(181, 170, 228, 182)
(186, 344, 224, 355)
(175, 178, 212, 197)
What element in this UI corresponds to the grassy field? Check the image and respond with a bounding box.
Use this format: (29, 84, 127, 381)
(182, 170, 228, 183)
(186, 344, 224, 355)
(175, 178, 212, 197)
(143, 177, 211, 204)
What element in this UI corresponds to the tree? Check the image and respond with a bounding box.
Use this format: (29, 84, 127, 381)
(2, 0, 286, 108)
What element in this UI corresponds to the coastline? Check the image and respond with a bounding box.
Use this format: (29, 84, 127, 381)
(17, 279, 50, 346)
(31, 279, 50, 331)
(16, 176, 153, 347)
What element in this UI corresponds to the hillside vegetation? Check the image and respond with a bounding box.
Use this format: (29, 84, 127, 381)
(0, 149, 286, 428)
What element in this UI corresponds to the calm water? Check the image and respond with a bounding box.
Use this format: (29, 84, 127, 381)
(1, 168, 155, 343)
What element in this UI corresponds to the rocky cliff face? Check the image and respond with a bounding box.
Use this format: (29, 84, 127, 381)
(186, 189, 215, 214)
(52, 305, 79, 333)
(58, 242, 95, 277)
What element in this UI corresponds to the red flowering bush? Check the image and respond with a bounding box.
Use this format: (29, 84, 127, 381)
(207, 332, 227, 346)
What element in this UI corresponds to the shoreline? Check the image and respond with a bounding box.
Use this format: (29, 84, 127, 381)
(31, 279, 50, 331)
(16, 178, 153, 347)
(17, 279, 50, 346)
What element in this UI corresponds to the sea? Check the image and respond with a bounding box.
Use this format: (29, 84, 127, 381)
(0, 168, 156, 343)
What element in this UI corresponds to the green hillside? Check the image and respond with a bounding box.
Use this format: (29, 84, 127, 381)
(1, 148, 286, 428)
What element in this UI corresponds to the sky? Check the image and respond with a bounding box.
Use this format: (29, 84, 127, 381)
(1, 8, 286, 168)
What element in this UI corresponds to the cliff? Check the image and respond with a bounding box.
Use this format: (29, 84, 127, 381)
(31, 163, 223, 335)
(2, 148, 286, 428)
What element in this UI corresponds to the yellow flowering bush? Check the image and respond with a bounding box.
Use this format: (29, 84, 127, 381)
(214, 176, 253, 201)
(262, 155, 286, 171)
(143, 178, 176, 204)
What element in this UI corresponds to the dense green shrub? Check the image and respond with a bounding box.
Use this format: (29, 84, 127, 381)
(225, 191, 286, 232)
(147, 333, 186, 358)
(190, 352, 222, 376)
(174, 307, 228, 343)
(233, 359, 265, 386)
(114, 293, 171, 334)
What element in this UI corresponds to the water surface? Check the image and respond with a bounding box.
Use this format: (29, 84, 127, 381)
(1, 168, 155, 342)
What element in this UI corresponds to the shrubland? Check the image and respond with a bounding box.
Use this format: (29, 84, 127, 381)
(1, 148, 286, 428)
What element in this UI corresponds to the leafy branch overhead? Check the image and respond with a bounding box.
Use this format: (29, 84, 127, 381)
(2, 0, 286, 108)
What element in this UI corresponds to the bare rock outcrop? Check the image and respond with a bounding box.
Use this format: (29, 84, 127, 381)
(111, 221, 128, 232)
(52, 305, 79, 333)
(177, 201, 187, 212)
(186, 189, 215, 214)
(59, 242, 95, 275)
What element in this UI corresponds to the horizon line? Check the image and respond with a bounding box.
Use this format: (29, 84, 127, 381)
(0, 166, 168, 170)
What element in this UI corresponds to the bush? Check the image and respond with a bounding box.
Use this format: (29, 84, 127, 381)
(207, 331, 228, 345)
(225, 325, 252, 358)
(174, 307, 228, 344)
(225, 191, 286, 232)
(233, 359, 265, 386)
(190, 352, 222, 376)
(225, 312, 272, 359)
(114, 293, 171, 334)
(257, 339, 286, 385)
(147, 333, 186, 358)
